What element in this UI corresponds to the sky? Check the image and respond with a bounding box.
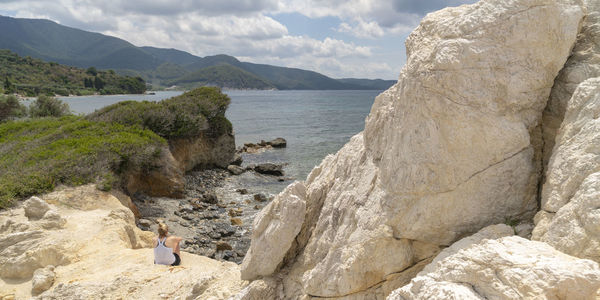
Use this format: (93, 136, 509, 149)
(0, 0, 477, 80)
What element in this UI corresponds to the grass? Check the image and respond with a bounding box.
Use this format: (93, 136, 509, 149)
(0, 116, 166, 208)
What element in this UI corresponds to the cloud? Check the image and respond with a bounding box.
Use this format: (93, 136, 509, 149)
(338, 19, 385, 39)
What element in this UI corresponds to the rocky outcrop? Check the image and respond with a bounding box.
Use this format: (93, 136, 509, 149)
(237, 0, 584, 298)
(124, 148, 185, 198)
(0, 185, 244, 299)
(170, 132, 235, 171)
(542, 0, 600, 170)
(532, 77, 600, 261)
(391, 235, 600, 299)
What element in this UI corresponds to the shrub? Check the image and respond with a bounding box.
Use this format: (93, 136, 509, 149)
(0, 116, 166, 208)
(88, 87, 232, 139)
(0, 95, 27, 122)
(29, 95, 71, 117)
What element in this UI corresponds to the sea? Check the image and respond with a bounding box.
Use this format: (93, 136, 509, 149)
(56, 90, 382, 195)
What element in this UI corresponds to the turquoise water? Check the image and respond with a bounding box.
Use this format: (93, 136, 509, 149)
(57, 89, 381, 192)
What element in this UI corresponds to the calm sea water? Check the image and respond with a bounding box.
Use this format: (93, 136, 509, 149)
(56, 90, 381, 194)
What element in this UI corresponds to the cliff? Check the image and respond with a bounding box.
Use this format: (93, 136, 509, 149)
(236, 0, 600, 299)
(0, 185, 244, 299)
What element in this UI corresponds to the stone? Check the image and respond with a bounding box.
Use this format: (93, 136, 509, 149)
(253, 163, 284, 176)
(227, 165, 245, 175)
(202, 192, 219, 204)
(138, 219, 153, 228)
(241, 182, 306, 280)
(267, 138, 286, 148)
(39, 210, 66, 230)
(390, 236, 600, 300)
(23, 197, 50, 220)
(231, 218, 243, 226)
(236, 189, 248, 195)
(213, 222, 236, 237)
(31, 265, 55, 295)
(542, 0, 600, 172)
(230, 153, 243, 166)
(532, 78, 600, 262)
(253, 193, 267, 202)
(236, 0, 584, 298)
(216, 241, 233, 251)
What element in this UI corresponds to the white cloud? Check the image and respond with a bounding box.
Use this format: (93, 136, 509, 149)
(338, 19, 385, 39)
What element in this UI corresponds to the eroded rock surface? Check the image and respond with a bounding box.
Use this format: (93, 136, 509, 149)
(238, 0, 584, 298)
(0, 185, 244, 299)
(533, 77, 600, 262)
(391, 236, 600, 300)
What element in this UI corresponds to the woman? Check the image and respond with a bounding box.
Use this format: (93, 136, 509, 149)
(153, 222, 183, 266)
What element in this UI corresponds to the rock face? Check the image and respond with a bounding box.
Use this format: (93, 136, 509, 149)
(0, 185, 244, 299)
(238, 0, 584, 298)
(391, 235, 600, 300)
(532, 77, 600, 262)
(125, 148, 185, 198)
(541, 0, 600, 170)
(170, 132, 235, 171)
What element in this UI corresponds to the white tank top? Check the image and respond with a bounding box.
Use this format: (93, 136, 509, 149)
(154, 237, 176, 265)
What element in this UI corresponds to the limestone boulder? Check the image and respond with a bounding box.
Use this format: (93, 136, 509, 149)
(533, 78, 600, 262)
(390, 236, 600, 300)
(238, 0, 584, 298)
(31, 265, 55, 295)
(542, 0, 600, 170)
(23, 196, 51, 220)
(241, 181, 306, 280)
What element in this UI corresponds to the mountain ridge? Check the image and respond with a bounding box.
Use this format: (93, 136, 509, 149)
(0, 15, 395, 90)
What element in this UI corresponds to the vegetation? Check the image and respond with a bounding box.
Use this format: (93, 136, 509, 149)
(88, 87, 232, 138)
(0, 116, 166, 208)
(167, 64, 275, 90)
(29, 95, 70, 117)
(0, 95, 27, 122)
(0, 50, 146, 96)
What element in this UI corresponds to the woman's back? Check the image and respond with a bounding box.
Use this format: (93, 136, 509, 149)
(154, 237, 175, 265)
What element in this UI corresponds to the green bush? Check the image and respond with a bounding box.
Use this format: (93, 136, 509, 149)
(88, 87, 232, 139)
(29, 95, 71, 117)
(0, 116, 166, 208)
(0, 95, 27, 122)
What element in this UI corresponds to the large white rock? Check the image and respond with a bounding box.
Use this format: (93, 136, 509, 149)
(390, 236, 600, 300)
(542, 0, 600, 169)
(241, 181, 307, 280)
(533, 78, 600, 262)
(238, 0, 584, 298)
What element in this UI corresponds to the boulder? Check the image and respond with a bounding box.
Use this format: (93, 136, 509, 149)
(231, 153, 243, 166)
(253, 193, 267, 202)
(241, 182, 306, 280)
(227, 165, 245, 175)
(216, 241, 233, 251)
(390, 236, 600, 300)
(31, 266, 55, 295)
(237, 0, 584, 298)
(23, 197, 50, 220)
(541, 0, 600, 171)
(254, 163, 284, 176)
(267, 138, 286, 148)
(533, 78, 600, 262)
(39, 210, 66, 230)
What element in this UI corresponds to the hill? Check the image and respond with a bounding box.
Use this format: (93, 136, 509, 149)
(0, 49, 146, 96)
(0, 15, 394, 90)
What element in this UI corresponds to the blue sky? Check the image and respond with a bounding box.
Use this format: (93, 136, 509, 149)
(0, 0, 477, 79)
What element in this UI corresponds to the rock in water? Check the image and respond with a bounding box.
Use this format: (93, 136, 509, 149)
(227, 165, 245, 175)
(254, 163, 284, 176)
(390, 236, 600, 300)
(267, 138, 286, 148)
(238, 0, 584, 298)
(532, 78, 600, 262)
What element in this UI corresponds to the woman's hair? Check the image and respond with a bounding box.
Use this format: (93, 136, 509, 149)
(158, 222, 168, 238)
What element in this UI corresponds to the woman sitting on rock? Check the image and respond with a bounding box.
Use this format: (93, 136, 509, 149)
(153, 222, 183, 266)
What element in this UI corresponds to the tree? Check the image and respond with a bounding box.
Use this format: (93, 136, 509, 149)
(3, 77, 13, 94)
(86, 67, 98, 76)
(0, 95, 27, 122)
(94, 77, 105, 91)
(84, 78, 93, 88)
(29, 95, 70, 117)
